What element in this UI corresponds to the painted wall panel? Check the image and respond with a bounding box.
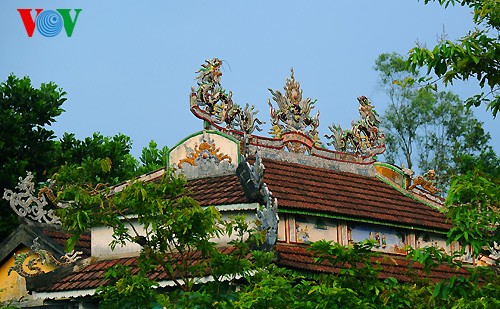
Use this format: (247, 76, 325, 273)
(347, 222, 407, 254)
(294, 215, 338, 244)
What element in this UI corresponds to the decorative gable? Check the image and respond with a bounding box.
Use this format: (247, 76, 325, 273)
(168, 130, 240, 179)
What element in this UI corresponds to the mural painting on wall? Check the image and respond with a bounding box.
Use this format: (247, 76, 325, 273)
(416, 232, 450, 254)
(294, 215, 337, 244)
(347, 222, 407, 254)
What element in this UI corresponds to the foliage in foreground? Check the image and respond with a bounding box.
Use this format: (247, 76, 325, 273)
(149, 241, 500, 308)
(53, 166, 500, 308)
(408, 0, 500, 117)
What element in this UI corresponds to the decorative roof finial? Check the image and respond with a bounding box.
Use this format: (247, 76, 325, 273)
(236, 148, 278, 251)
(9, 237, 82, 278)
(190, 58, 263, 135)
(3, 172, 65, 224)
(408, 169, 442, 196)
(268, 68, 320, 147)
(325, 96, 385, 156)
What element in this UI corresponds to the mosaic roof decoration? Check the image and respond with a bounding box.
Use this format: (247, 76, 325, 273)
(176, 132, 237, 179)
(189, 58, 385, 162)
(325, 96, 385, 156)
(178, 135, 232, 168)
(3, 172, 65, 225)
(190, 58, 263, 135)
(268, 68, 320, 150)
(408, 169, 442, 196)
(9, 237, 82, 278)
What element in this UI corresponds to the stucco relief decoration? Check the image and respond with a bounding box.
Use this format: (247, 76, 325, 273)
(268, 68, 320, 152)
(177, 133, 235, 178)
(325, 96, 385, 156)
(8, 237, 82, 278)
(190, 58, 263, 135)
(236, 148, 278, 251)
(486, 241, 500, 264)
(3, 172, 66, 224)
(408, 169, 441, 196)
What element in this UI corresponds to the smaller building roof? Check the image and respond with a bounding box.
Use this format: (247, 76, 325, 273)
(276, 243, 470, 283)
(0, 221, 91, 266)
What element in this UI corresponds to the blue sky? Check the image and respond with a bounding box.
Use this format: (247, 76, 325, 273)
(1, 1, 497, 166)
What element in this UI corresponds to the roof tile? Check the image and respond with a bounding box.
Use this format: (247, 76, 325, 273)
(275, 243, 468, 283)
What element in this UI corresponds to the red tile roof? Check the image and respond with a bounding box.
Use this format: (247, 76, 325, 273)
(186, 175, 247, 206)
(261, 158, 449, 231)
(183, 158, 449, 231)
(36, 247, 236, 292)
(41, 228, 91, 258)
(276, 243, 469, 283)
(36, 242, 469, 293)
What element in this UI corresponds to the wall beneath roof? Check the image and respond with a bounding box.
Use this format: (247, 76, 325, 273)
(91, 208, 259, 258)
(91, 222, 144, 258)
(0, 246, 55, 303)
(278, 213, 454, 257)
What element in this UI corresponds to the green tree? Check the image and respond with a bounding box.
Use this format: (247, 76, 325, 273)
(408, 0, 500, 117)
(52, 132, 139, 187)
(52, 134, 172, 188)
(446, 170, 499, 260)
(135, 140, 169, 175)
(375, 52, 432, 170)
(54, 169, 267, 308)
(0, 74, 66, 239)
(455, 148, 500, 181)
(405, 1, 500, 274)
(375, 52, 492, 189)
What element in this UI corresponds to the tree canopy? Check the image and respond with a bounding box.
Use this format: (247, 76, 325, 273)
(0, 74, 171, 239)
(0, 74, 66, 238)
(408, 0, 500, 117)
(52, 132, 139, 187)
(374, 52, 494, 189)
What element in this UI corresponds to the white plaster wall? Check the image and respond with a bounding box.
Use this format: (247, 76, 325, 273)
(91, 207, 259, 258)
(91, 221, 145, 258)
(211, 210, 257, 244)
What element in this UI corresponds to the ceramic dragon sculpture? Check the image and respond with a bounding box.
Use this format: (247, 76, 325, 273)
(190, 58, 263, 135)
(325, 96, 384, 156)
(8, 237, 82, 277)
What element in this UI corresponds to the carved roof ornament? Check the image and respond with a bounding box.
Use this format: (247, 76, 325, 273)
(3, 172, 66, 225)
(325, 96, 385, 156)
(190, 58, 263, 135)
(8, 237, 82, 278)
(486, 241, 500, 264)
(188, 59, 385, 163)
(268, 68, 321, 150)
(236, 148, 278, 251)
(408, 169, 442, 196)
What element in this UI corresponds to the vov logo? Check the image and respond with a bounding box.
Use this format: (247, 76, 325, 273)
(18, 9, 82, 37)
